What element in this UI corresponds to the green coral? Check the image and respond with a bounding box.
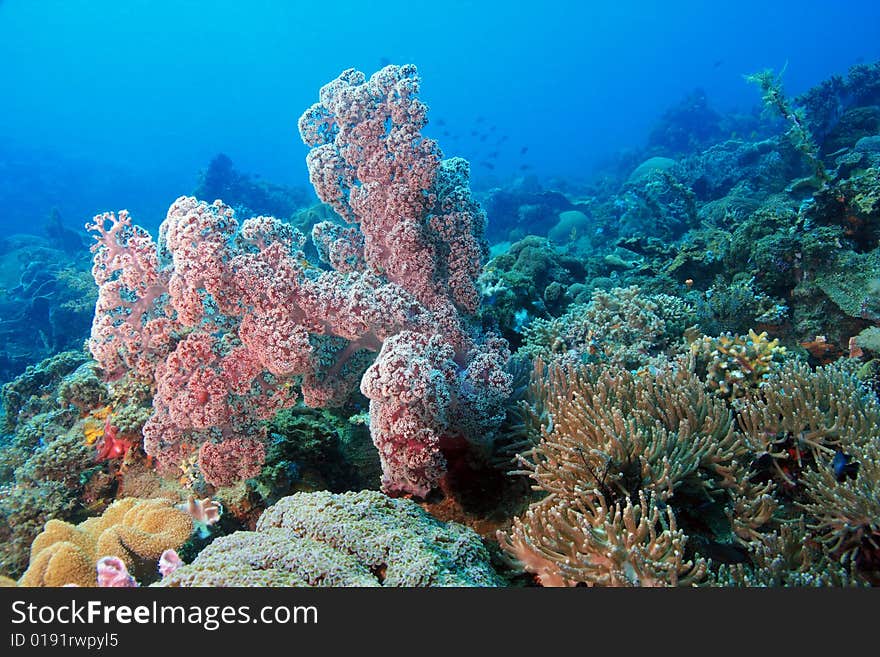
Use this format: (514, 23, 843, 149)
(0, 409, 102, 579)
(814, 247, 880, 319)
(693, 277, 788, 335)
(57, 362, 109, 413)
(521, 286, 694, 370)
(842, 166, 880, 216)
(160, 490, 503, 587)
(665, 226, 731, 283)
(0, 482, 78, 579)
(746, 67, 830, 187)
(478, 236, 587, 341)
(618, 168, 697, 241)
(107, 377, 153, 435)
(0, 355, 113, 580)
(691, 329, 787, 399)
(1, 351, 89, 433)
(256, 405, 380, 501)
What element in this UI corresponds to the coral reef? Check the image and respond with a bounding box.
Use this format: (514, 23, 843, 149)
(499, 361, 737, 586)
(0, 352, 112, 579)
(19, 498, 193, 587)
(1, 350, 90, 433)
(499, 354, 880, 586)
(478, 235, 588, 346)
(5, 58, 880, 590)
(87, 65, 511, 499)
(480, 179, 588, 244)
(616, 165, 697, 241)
(257, 405, 380, 499)
(746, 68, 830, 187)
(0, 230, 96, 382)
(520, 285, 693, 369)
(796, 61, 880, 150)
(159, 490, 502, 586)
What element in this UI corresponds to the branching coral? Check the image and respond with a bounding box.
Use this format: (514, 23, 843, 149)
(708, 520, 862, 586)
(499, 361, 742, 586)
(501, 489, 707, 587)
(516, 362, 741, 503)
(801, 443, 880, 577)
(737, 359, 879, 488)
(691, 328, 786, 399)
(500, 354, 880, 586)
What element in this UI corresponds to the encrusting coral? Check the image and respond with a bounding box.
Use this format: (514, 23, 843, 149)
(19, 498, 193, 587)
(159, 490, 503, 587)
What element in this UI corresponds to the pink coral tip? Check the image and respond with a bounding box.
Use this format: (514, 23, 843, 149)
(158, 549, 183, 578)
(96, 556, 138, 587)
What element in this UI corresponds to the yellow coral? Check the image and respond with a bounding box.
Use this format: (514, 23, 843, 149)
(94, 499, 195, 566)
(19, 498, 193, 587)
(82, 406, 112, 445)
(21, 542, 95, 587)
(692, 328, 786, 398)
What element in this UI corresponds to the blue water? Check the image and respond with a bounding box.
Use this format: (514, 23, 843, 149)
(1, 0, 877, 232)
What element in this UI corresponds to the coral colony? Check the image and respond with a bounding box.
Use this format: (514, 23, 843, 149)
(2, 62, 880, 587)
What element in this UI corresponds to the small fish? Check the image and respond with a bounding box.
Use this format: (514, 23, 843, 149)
(378, 56, 392, 67)
(479, 134, 488, 142)
(436, 118, 446, 126)
(520, 146, 528, 155)
(470, 130, 478, 136)
(489, 125, 497, 132)
(519, 163, 531, 170)
(482, 161, 495, 170)
(832, 450, 859, 482)
(476, 116, 485, 123)
(442, 130, 450, 136)
(499, 135, 509, 143)
(712, 59, 723, 69)
(487, 151, 498, 158)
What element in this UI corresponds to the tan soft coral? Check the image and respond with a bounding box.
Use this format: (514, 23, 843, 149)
(19, 498, 193, 587)
(499, 361, 739, 586)
(502, 353, 880, 586)
(501, 489, 706, 587)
